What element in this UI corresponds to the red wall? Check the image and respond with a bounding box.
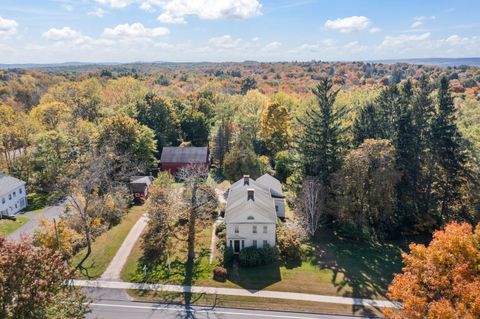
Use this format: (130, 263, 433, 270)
(161, 162, 208, 175)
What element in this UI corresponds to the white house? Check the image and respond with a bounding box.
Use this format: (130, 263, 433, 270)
(225, 174, 284, 254)
(0, 173, 27, 216)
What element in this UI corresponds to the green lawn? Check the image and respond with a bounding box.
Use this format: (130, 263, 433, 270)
(0, 216, 31, 236)
(121, 223, 214, 285)
(71, 205, 145, 279)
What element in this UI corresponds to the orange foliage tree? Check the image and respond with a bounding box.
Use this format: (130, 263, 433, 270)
(385, 222, 480, 319)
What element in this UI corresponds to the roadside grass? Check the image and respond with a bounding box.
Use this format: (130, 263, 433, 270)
(128, 290, 383, 317)
(71, 205, 145, 279)
(121, 222, 214, 285)
(0, 216, 30, 235)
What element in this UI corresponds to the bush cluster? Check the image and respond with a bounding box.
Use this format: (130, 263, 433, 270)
(213, 266, 228, 282)
(239, 246, 278, 267)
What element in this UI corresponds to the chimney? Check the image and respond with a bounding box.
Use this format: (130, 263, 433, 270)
(243, 175, 250, 186)
(247, 188, 255, 201)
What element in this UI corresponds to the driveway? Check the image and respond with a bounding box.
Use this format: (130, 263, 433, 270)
(8, 202, 66, 241)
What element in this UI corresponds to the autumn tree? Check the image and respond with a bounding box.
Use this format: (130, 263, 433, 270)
(296, 177, 326, 237)
(385, 222, 480, 319)
(0, 237, 89, 319)
(223, 143, 262, 181)
(260, 101, 292, 156)
(335, 139, 401, 236)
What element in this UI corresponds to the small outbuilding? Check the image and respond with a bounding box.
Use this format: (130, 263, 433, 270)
(159, 146, 209, 175)
(129, 176, 153, 203)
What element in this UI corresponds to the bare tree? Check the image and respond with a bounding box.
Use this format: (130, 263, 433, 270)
(176, 164, 219, 262)
(297, 177, 326, 237)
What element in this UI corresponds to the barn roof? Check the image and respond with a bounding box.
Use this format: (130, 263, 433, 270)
(160, 147, 208, 164)
(256, 174, 283, 198)
(129, 176, 153, 185)
(0, 173, 26, 196)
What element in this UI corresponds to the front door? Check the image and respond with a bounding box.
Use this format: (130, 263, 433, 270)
(234, 240, 240, 253)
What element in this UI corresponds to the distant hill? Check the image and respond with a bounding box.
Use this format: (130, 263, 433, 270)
(0, 62, 120, 70)
(371, 58, 480, 67)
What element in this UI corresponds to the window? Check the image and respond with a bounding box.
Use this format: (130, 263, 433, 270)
(247, 216, 254, 220)
(19, 188, 22, 194)
(13, 191, 16, 197)
(263, 225, 268, 233)
(229, 240, 232, 248)
(1, 198, 4, 204)
(8, 194, 11, 200)
(253, 240, 257, 248)
(275, 205, 278, 212)
(263, 240, 268, 247)
(252, 225, 257, 234)
(234, 225, 239, 233)
(241, 240, 245, 249)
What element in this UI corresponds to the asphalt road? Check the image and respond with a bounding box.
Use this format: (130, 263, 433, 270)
(8, 202, 65, 241)
(87, 299, 376, 319)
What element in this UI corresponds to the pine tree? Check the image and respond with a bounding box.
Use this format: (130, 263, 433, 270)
(431, 76, 467, 220)
(297, 78, 346, 185)
(352, 103, 380, 146)
(376, 84, 401, 140)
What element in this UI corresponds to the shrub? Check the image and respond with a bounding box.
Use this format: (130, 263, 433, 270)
(276, 226, 303, 262)
(215, 223, 226, 236)
(213, 266, 228, 282)
(239, 246, 278, 267)
(223, 246, 234, 266)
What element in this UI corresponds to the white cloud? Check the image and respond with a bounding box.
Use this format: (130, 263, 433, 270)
(369, 27, 381, 33)
(343, 41, 368, 54)
(208, 34, 242, 49)
(95, 0, 135, 8)
(0, 16, 18, 36)
(157, 0, 262, 24)
(411, 21, 423, 28)
(61, 4, 74, 12)
(43, 27, 82, 41)
(103, 23, 170, 38)
(324, 16, 370, 33)
(88, 8, 106, 17)
(380, 32, 431, 48)
(262, 41, 281, 51)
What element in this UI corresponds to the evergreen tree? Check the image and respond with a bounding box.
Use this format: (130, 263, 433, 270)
(431, 76, 467, 220)
(297, 78, 346, 185)
(352, 103, 380, 146)
(376, 84, 401, 140)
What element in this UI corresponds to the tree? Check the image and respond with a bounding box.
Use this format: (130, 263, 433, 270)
(352, 103, 380, 146)
(296, 177, 326, 237)
(33, 218, 82, 259)
(0, 237, 89, 319)
(240, 76, 257, 95)
(223, 143, 262, 181)
(176, 165, 219, 262)
(385, 222, 480, 319)
(297, 78, 346, 185)
(180, 108, 210, 147)
(335, 139, 401, 236)
(99, 114, 157, 171)
(274, 150, 295, 183)
(431, 76, 467, 220)
(30, 102, 70, 131)
(135, 93, 180, 153)
(260, 101, 292, 156)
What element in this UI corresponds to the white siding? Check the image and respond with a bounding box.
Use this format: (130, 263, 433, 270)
(274, 198, 286, 218)
(0, 185, 27, 216)
(226, 222, 276, 252)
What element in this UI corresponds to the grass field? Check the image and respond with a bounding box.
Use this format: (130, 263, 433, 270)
(121, 222, 214, 285)
(128, 290, 383, 317)
(0, 216, 31, 235)
(72, 205, 145, 279)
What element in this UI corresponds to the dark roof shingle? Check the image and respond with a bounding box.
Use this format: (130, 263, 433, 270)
(160, 147, 208, 164)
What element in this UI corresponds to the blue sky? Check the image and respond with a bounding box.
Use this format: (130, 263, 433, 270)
(0, 0, 479, 63)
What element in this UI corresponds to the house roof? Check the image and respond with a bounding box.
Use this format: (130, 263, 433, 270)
(225, 177, 277, 224)
(0, 173, 26, 196)
(129, 176, 153, 185)
(160, 147, 208, 164)
(256, 174, 283, 197)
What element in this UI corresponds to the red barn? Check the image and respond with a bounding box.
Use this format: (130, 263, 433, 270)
(160, 146, 209, 175)
(129, 176, 153, 203)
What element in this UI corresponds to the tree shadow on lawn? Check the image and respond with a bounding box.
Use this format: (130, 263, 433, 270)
(309, 230, 406, 301)
(226, 259, 282, 292)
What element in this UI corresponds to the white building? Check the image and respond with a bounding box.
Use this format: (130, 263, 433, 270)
(225, 174, 284, 254)
(0, 173, 27, 216)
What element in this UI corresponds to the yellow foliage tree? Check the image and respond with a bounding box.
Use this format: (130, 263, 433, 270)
(260, 101, 292, 156)
(33, 218, 82, 259)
